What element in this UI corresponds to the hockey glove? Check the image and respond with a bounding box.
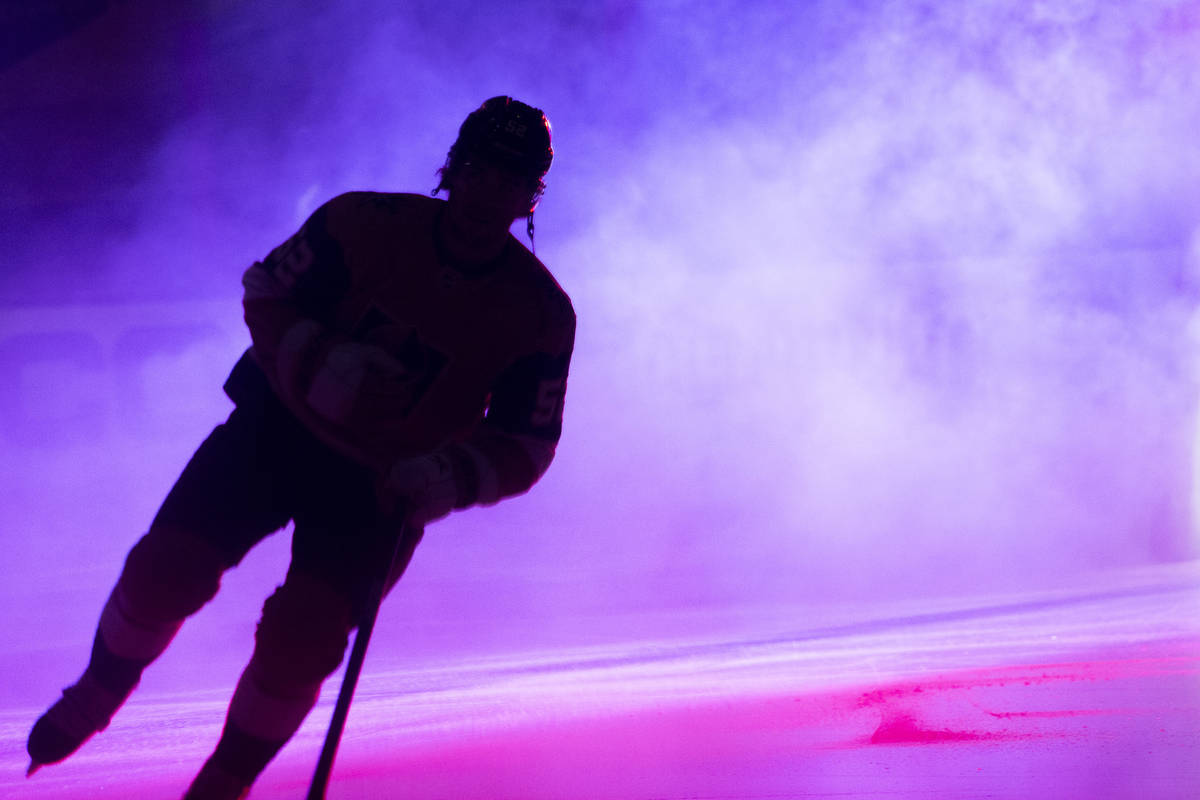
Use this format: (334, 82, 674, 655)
(379, 453, 460, 527)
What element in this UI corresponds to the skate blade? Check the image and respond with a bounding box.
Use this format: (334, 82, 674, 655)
(26, 760, 43, 778)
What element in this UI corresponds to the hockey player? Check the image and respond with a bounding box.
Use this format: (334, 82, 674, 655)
(26, 96, 574, 799)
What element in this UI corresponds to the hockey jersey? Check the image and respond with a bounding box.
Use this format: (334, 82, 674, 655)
(224, 191, 575, 511)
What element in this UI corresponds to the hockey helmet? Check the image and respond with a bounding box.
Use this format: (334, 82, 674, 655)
(450, 96, 553, 180)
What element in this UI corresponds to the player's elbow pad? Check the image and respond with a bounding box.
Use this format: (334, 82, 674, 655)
(486, 434, 557, 506)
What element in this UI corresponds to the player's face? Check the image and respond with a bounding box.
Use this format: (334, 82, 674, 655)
(446, 160, 537, 233)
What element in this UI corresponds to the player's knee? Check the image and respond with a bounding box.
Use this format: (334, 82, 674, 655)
(251, 574, 354, 695)
(117, 526, 227, 624)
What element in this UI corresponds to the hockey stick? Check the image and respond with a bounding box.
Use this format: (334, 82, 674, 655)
(306, 506, 411, 800)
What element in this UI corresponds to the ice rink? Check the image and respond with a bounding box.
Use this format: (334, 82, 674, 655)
(4, 561, 1197, 799)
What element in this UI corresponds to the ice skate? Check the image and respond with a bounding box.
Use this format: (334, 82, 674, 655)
(26, 671, 128, 773)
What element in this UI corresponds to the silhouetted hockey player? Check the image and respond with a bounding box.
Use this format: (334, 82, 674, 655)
(27, 96, 574, 800)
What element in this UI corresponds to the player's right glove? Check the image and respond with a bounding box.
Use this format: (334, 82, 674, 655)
(378, 452, 460, 527)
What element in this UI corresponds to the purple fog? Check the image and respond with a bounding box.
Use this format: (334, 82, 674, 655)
(2, 2, 1199, 798)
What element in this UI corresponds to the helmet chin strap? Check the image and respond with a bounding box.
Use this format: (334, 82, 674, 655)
(526, 214, 536, 254)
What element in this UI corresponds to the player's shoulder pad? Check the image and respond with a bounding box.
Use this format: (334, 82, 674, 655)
(508, 243, 575, 343)
(321, 191, 432, 221)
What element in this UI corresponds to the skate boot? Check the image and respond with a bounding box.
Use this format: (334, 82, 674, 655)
(183, 757, 251, 800)
(26, 671, 128, 774)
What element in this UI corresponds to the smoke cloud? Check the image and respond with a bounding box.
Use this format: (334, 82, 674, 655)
(2, 1, 1199, 678)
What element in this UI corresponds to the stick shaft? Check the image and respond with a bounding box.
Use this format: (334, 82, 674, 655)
(306, 515, 409, 800)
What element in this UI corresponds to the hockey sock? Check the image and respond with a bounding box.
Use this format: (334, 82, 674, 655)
(208, 722, 289, 785)
(183, 755, 253, 800)
(195, 663, 321, 788)
(186, 699, 294, 797)
(89, 581, 183, 686)
(85, 629, 148, 696)
(183, 725, 279, 800)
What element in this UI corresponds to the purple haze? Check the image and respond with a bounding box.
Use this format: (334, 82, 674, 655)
(2, 0, 1199, 712)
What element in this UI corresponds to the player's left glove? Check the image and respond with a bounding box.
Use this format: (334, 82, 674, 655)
(379, 452, 460, 527)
